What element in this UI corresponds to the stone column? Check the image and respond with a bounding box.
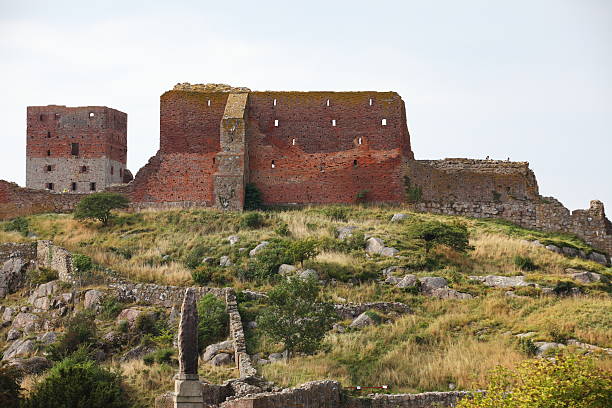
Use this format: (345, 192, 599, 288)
(173, 288, 204, 408)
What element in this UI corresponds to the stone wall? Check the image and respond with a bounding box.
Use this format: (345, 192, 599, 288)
(347, 391, 478, 408)
(0, 242, 36, 265)
(0, 180, 83, 220)
(36, 240, 76, 283)
(109, 282, 228, 308)
(221, 380, 342, 408)
(225, 289, 257, 378)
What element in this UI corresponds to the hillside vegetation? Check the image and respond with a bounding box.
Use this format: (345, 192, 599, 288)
(1, 205, 611, 400)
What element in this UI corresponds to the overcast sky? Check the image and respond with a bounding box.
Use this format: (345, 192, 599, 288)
(0, 0, 610, 211)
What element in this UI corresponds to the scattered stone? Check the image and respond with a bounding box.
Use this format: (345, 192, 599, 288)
(11, 312, 41, 333)
(545, 244, 562, 254)
(278, 264, 297, 276)
(102, 331, 125, 347)
(268, 352, 285, 362)
(336, 226, 357, 240)
(468, 275, 529, 288)
(249, 241, 270, 257)
(32, 296, 52, 311)
(84, 289, 105, 309)
(229, 379, 263, 397)
(566, 339, 612, 355)
(429, 287, 473, 299)
(257, 358, 270, 366)
(569, 271, 606, 284)
(29, 280, 60, 301)
(219, 256, 233, 267)
(2, 307, 15, 324)
(6, 329, 21, 341)
(390, 213, 409, 222)
(298, 269, 318, 281)
(211, 353, 233, 366)
(384, 276, 401, 285)
(588, 252, 609, 266)
(2, 338, 35, 360)
(332, 323, 346, 333)
(246, 321, 257, 329)
(227, 235, 240, 245)
(418, 277, 448, 293)
(202, 257, 215, 265)
(381, 266, 406, 277)
(365, 237, 385, 255)
(349, 312, 376, 329)
(121, 344, 155, 362)
(541, 287, 554, 296)
(532, 240, 544, 247)
(37, 331, 59, 346)
(396, 274, 417, 288)
(534, 342, 565, 356)
(380, 247, 399, 257)
(7, 356, 51, 375)
(562, 247, 578, 257)
(203, 340, 235, 362)
(117, 308, 144, 327)
(515, 332, 537, 338)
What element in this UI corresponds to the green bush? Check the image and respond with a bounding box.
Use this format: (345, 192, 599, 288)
(47, 311, 97, 361)
(244, 183, 263, 210)
(517, 337, 538, 356)
(99, 296, 123, 320)
(321, 206, 349, 222)
(143, 348, 175, 366)
(197, 294, 229, 351)
(184, 244, 207, 269)
(0, 363, 22, 408)
(192, 265, 229, 286)
(257, 277, 337, 353)
(514, 255, 537, 271)
(27, 267, 59, 285)
(287, 238, 319, 267)
(456, 354, 612, 408)
(73, 192, 129, 226)
(135, 312, 159, 335)
(23, 354, 131, 408)
(553, 280, 577, 296)
(246, 238, 321, 281)
(274, 222, 290, 236)
(72, 254, 93, 273)
(240, 212, 264, 229)
(405, 221, 472, 254)
(2, 217, 29, 236)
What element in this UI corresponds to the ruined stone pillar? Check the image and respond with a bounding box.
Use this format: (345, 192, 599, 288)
(214, 92, 249, 211)
(173, 288, 204, 408)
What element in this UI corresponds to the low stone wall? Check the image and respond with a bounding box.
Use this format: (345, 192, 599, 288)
(226, 289, 257, 378)
(109, 282, 228, 307)
(221, 380, 342, 408)
(36, 240, 76, 283)
(347, 391, 478, 408)
(0, 242, 37, 264)
(335, 302, 412, 320)
(0, 180, 83, 220)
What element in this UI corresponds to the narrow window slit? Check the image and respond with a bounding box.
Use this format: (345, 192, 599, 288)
(271, 160, 276, 169)
(381, 118, 387, 126)
(332, 119, 336, 127)
(274, 119, 279, 127)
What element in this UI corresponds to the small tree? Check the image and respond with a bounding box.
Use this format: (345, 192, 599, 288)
(74, 192, 129, 225)
(197, 294, 229, 351)
(257, 277, 336, 354)
(405, 221, 471, 253)
(288, 238, 319, 267)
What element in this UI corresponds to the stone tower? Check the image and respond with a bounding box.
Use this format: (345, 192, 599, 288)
(26, 105, 129, 193)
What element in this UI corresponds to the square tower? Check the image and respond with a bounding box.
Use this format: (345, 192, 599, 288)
(26, 105, 128, 193)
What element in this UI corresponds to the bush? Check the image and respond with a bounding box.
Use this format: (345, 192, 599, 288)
(27, 267, 59, 285)
(0, 363, 22, 408)
(99, 296, 123, 320)
(197, 294, 228, 351)
(23, 354, 131, 408)
(143, 348, 175, 366)
(74, 192, 129, 225)
(47, 311, 97, 361)
(553, 280, 577, 296)
(244, 183, 263, 210)
(274, 222, 290, 236)
(246, 238, 320, 281)
(514, 255, 537, 271)
(257, 277, 337, 353)
(322, 206, 348, 222)
(240, 212, 264, 229)
(517, 337, 538, 356)
(135, 312, 159, 335)
(192, 265, 229, 286)
(2, 217, 29, 236)
(287, 238, 319, 267)
(72, 254, 93, 273)
(405, 221, 472, 254)
(184, 244, 207, 269)
(456, 354, 612, 408)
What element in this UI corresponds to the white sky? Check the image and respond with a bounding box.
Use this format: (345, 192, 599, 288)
(0, 0, 610, 211)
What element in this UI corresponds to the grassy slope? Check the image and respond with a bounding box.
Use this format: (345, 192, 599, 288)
(1, 205, 611, 395)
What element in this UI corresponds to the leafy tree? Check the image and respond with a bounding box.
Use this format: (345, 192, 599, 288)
(244, 183, 263, 210)
(197, 294, 229, 351)
(456, 354, 612, 408)
(74, 192, 129, 225)
(23, 354, 131, 408)
(257, 277, 337, 354)
(0, 363, 22, 408)
(288, 238, 319, 267)
(405, 221, 471, 253)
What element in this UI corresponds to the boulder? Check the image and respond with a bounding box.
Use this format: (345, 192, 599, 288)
(381, 266, 405, 277)
(515, 332, 537, 338)
(249, 241, 270, 257)
(268, 352, 285, 362)
(365, 238, 385, 255)
(545, 244, 562, 254)
(332, 323, 346, 333)
(534, 342, 565, 356)
(380, 247, 399, 257)
(396, 274, 417, 288)
(469, 275, 529, 288)
(32, 296, 52, 311)
(219, 256, 233, 267)
(29, 280, 60, 301)
(562, 247, 578, 257)
(229, 379, 263, 397)
(202, 257, 215, 265)
(2, 338, 35, 360)
(0, 258, 27, 298)
(6, 329, 21, 341)
(117, 308, 144, 327)
(349, 312, 376, 329)
(203, 340, 235, 362)
(429, 287, 473, 300)
(569, 271, 606, 284)
(2, 307, 15, 324)
(102, 331, 126, 347)
(227, 235, 240, 245)
(257, 358, 270, 366)
(384, 276, 401, 285)
(11, 312, 41, 333)
(84, 289, 104, 309)
(121, 344, 155, 362)
(278, 264, 297, 276)
(390, 213, 409, 222)
(37, 331, 59, 346)
(211, 352, 233, 366)
(246, 321, 257, 329)
(298, 269, 319, 281)
(588, 252, 609, 266)
(336, 226, 358, 240)
(418, 277, 448, 293)
(7, 356, 51, 375)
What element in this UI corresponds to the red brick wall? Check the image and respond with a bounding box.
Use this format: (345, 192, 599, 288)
(246, 92, 412, 204)
(27, 106, 127, 163)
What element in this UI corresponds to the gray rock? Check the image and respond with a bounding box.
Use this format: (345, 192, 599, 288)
(390, 213, 408, 222)
(203, 340, 235, 362)
(278, 264, 297, 276)
(202, 257, 215, 265)
(37, 331, 59, 346)
(562, 247, 578, 257)
(534, 342, 565, 356)
(570, 271, 606, 284)
(384, 276, 401, 285)
(532, 240, 544, 247)
(229, 379, 262, 397)
(7, 356, 51, 375)
(121, 344, 155, 362)
(419, 277, 448, 293)
(349, 312, 376, 329)
(541, 287, 554, 296)
(6, 329, 21, 341)
(545, 244, 562, 254)
(515, 332, 537, 338)
(333, 323, 346, 333)
(429, 287, 473, 300)
(268, 352, 285, 362)
(249, 241, 270, 257)
(257, 358, 270, 365)
(11, 312, 41, 333)
(117, 308, 144, 326)
(84, 289, 104, 309)
(365, 237, 385, 255)
(32, 296, 52, 311)
(2, 338, 35, 360)
(2, 307, 15, 324)
(468, 275, 529, 288)
(102, 331, 125, 347)
(211, 352, 233, 366)
(588, 252, 609, 266)
(337, 226, 358, 240)
(0, 258, 27, 298)
(380, 247, 399, 257)
(29, 280, 60, 301)
(246, 321, 257, 329)
(381, 266, 406, 277)
(219, 256, 233, 267)
(227, 235, 240, 245)
(396, 274, 418, 288)
(298, 269, 319, 281)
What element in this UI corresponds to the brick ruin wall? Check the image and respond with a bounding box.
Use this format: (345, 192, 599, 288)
(26, 106, 128, 192)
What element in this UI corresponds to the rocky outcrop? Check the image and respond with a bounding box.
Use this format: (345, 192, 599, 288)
(468, 275, 530, 288)
(334, 302, 411, 320)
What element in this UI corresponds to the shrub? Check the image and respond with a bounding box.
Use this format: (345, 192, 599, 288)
(47, 311, 97, 361)
(135, 312, 158, 335)
(27, 267, 59, 285)
(240, 212, 264, 229)
(405, 221, 472, 254)
(244, 183, 263, 210)
(553, 280, 577, 296)
(143, 348, 175, 366)
(246, 239, 293, 280)
(192, 265, 229, 286)
(74, 192, 129, 225)
(99, 296, 123, 320)
(72, 253, 93, 273)
(23, 355, 131, 408)
(514, 255, 537, 271)
(197, 294, 229, 351)
(0, 363, 22, 408)
(287, 238, 319, 267)
(322, 206, 348, 222)
(2, 217, 29, 236)
(184, 244, 207, 269)
(274, 222, 290, 236)
(517, 337, 538, 356)
(257, 277, 337, 353)
(456, 354, 612, 408)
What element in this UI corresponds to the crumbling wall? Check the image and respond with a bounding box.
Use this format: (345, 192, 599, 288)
(109, 282, 228, 308)
(0, 180, 83, 220)
(36, 240, 76, 283)
(225, 289, 257, 378)
(221, 380, 342, 408)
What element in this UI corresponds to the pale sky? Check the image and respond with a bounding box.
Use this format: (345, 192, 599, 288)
(0, 0, 610, 212)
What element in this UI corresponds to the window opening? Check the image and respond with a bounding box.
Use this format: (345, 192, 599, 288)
(47, 131, 51, 138)
(381, 118, 387, 126)
(274, 119, 279, 127)
(80, 166, 88, 173)
(111, 166, 114, 175)
(369, 98, 373, 106)
(332, 119, 336, 127)
(46, 183, 54, 190)
(292, 138, 296, 145)
(326, 99, 330, 107)
(71, 182, 77, 191)
(353, 160, 358, 167)
(273, 99, 277, 106)
(47, 150, 51, 156)
(271, 160, 276, 169)
(90, 182, 96, 191)
(39, 114, 44, 121)
(89, 112, 95, 118)
(358, 137, 362, 145)
(71, 143, 79, 156)
(46, 165, 52, 172)
(207, 99, 211, 107)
